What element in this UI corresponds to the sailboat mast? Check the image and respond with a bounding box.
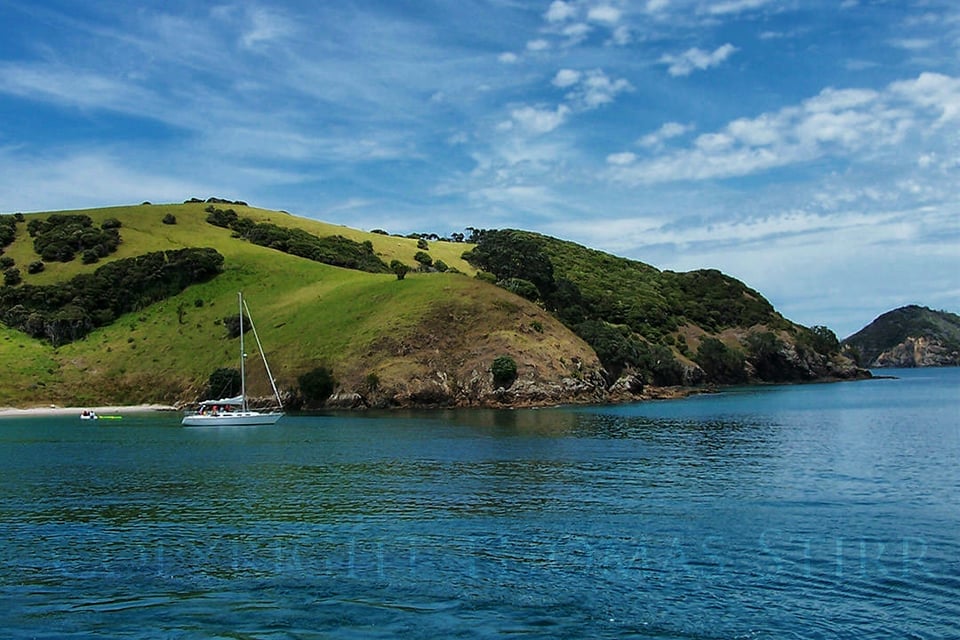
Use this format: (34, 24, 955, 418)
(239, 292, 247, 412)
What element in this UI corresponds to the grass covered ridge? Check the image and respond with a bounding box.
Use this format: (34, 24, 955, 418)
(0, 202, 600, 407)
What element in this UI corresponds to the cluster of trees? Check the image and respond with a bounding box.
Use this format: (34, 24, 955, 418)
(463, 228, 837, 386)
(26, 214, 121, 264)
(205, 207, 390, 273)
(0, 248, 224, 346)
(0, 214, 19, 249)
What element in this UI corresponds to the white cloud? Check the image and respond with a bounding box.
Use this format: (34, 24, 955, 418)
(640, 121, 695, 147)
(526, 39, 550, 51)
(498, 52, 519, 64)
(609, 74, 957, 185)
(561, 22, 592, 44)
(703, 0, 771, 16)
(609, 25, 631, 45)
(607, 152, 637, 165)
(239, 7, 294, 49)
(890, 72, 960, 125)
(545, 1, 577, 22)
(553, 69, 582, 88)
(660, 43, 737, 76)
(510, 105, 571, 133)
(560, 69, 632, 109)
(587, 5, 622, 24)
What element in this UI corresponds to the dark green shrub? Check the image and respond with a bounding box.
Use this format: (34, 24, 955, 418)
(299, 366, 336, 406)
(491, 355, 518, 388)
(223, 313, 251, 339)
(390, 260, 410, 280)
(499, 277, 539, 301)
(434, 260, 449, 272)
(162, 213, 177, 225)
(3, 267, 21, 286)
(417, 238, 429, 250)
(101, 218, 122, 230)
(0, 256, 14, 268)
(414, 251, 433, 267)
(695, 337, 747, 384)
(0, 215, 16, 248)
(29, 214, 120, 264)
(27, 261, 44, 274)
(206, 367, 241, 400)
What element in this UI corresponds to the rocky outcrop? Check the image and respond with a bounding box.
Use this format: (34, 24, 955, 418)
(873, 336, 960, 368)
(843, 305, 960, 367)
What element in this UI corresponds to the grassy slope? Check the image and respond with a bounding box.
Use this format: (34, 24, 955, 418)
(0, 203, 598, 407)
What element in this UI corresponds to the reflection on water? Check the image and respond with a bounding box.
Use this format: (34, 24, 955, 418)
(0, 369, 958, 638)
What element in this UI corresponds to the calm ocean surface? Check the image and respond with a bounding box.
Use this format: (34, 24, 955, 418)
(1, 368, 958, 639)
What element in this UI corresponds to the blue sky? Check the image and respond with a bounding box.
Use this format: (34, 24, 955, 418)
(1, 0, 958, 337)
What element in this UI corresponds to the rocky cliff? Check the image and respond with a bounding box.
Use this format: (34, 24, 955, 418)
(843, 305, 960, 367)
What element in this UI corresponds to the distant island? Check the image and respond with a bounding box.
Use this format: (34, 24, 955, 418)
(843, 305, 960, 367)
(0, 200, 870, 410)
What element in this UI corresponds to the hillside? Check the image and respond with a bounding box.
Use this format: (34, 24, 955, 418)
(0, 201, 603, 408)
(0, 202, 866, 410)
(462, 229, 865, 389)
(843, 305, 960, 367)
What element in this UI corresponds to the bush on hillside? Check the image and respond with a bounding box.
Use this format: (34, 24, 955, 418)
(0, 215, 17, 248)
(390, 260, 410, 280)
(27, 214, 121, 263)
(4, 267, 21, 287)
(299, 366, 336, 407)
(491, 355, 518, 388)
(0, 247, 224, 345)
(695, 337, 747, 384)
(162, 213, 177, 225)
(499, 277, 539, 302)
(204, 208, 390, 273)
(206, 368, 241, 400)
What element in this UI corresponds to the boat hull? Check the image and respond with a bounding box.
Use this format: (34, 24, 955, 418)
(181, 411, 284, 427)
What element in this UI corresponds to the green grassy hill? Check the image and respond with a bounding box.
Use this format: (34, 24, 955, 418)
(0, 202, 602, 408)
(0, 201, 868, 409)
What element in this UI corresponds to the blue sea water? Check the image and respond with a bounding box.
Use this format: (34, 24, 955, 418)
(1, 368, 958, 638)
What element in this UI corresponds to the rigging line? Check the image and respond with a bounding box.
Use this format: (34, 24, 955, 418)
(242, 298, 284, 410)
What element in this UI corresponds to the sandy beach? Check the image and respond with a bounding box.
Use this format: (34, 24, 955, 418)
(0, 404, 178, 417)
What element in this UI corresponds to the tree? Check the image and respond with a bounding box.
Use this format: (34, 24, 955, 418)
(499, 277, 539, 301)
(206, 368, 241, 400)
(695, 337, 747, 384)
(3, 267, 21, 287)
(491, 355, 518, 388)
(299, 366, 336, 406)
(414, 251, 433, 267)
(390, 259, 411, 280)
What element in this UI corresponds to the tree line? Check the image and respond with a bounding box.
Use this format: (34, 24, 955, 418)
(206, 206, 390, 273)
(0, 248, 224, 346)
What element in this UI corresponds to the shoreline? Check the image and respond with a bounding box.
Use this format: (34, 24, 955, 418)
(0, 404, 178, 417)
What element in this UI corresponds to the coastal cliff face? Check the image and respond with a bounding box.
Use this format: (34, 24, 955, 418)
(873, 336, 960, 368)
(843, 305, 960, 368)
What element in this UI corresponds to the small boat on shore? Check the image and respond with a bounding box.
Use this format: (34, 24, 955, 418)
(80, 410, 98, 420)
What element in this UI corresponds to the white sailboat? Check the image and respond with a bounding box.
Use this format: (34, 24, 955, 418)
(182, 292, 284, 426)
